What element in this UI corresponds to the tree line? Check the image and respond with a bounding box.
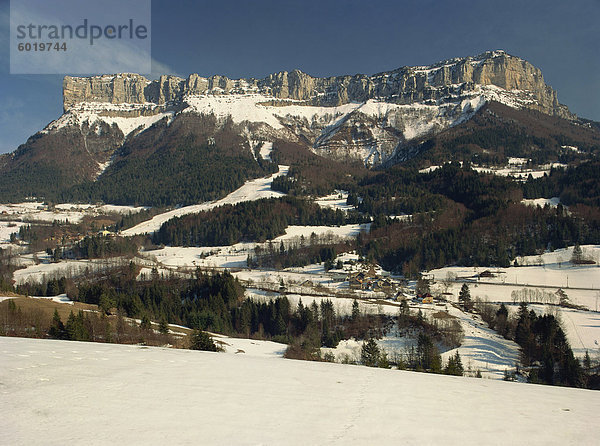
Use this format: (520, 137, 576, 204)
(153, 197, 369, 247)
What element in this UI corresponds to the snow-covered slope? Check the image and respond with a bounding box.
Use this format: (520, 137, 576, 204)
(183, 93, 491, 166)
(3, 336, 599, 445)
(44, 102, 174, 139)
(121, 165, 289, 236)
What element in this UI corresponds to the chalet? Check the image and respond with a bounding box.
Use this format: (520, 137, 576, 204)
(372, 278, 395, 293)
(479, 270, 495, 279)
(420, 293, 434, 304)
(349, 271, 368, 289)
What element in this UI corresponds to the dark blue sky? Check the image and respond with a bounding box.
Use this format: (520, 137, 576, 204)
(1, 0, 599, 154)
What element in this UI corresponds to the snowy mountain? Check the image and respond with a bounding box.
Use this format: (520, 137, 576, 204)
(0, 50, 597, 205)
(57, 50, 572, 167)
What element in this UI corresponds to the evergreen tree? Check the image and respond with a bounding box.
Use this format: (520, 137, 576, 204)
(377, 349, 390, 369)
(583, 350, 592, 373)
(495, 303, 509, 338)
(571, 244, 584, 264)
(65, 310, 90, 341)
(140, 314, 151, 331)
(361, 338, 381, 367)
(158, 318, 169, 335)
(515, 302, 534, 365)
(351, 299, 360, 321)
(190, 330, 219, 352)
(444, 351, 464, 376)
(48, 309, 67, 340)
(459, 284, 472, 311)
(417, 333, 442, 372)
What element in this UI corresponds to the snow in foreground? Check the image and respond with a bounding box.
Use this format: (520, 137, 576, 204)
(2, 337, 599, 445)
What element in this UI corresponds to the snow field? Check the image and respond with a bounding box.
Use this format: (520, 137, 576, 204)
(135, 224, 369, 274)
(0, 221, 26, 244)
(0, 202, 147, 224)
(421, 163, 564, 180)
(209, 333, 286, 358)
(3, 336, 599, 445)
(272, 224, 371, 242)
(258, 141, 273, 161)
(442, 304, 520, 379)
(427, 245, 600, 360)
(12, 257, 135, 285)
(314, 190, 356, 212)
(429, 246, 600, 291)
(521, 197, 561, 208)
(45, 102, 173, 138)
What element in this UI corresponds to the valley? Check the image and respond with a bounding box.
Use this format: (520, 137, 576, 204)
(2, 160, 599, 384)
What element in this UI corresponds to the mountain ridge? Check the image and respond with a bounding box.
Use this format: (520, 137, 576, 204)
(62, 50, 572, 119)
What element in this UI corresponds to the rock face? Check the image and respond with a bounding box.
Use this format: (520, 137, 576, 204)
(62, 51, 572, 119)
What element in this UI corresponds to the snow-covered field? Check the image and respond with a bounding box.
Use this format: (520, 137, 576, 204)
(0, 221, 26, 245)
(521, 197, 561, 208)
(122, 166, 289, 236)
(473, 163, 567, 180)
(210, 333, 287, 358)
(426, 246, 600, 359)
(3, 336, 599, 445)
(273, 224, 371, 242)
(442, 304, 521, 379)
(12, 257, 131, 285)
(315, 190, 356, 212)
(0, 202, 146, 224)
(142, 245, 252, 270)
(429, 246, 600, 290)
(136, 224, 369, 273)
(420, 163, 565, 180)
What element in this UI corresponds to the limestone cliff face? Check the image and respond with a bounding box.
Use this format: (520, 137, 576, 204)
(62, 51, 572, 119)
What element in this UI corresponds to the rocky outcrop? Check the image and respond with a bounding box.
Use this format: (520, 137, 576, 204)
(63, 50, 573, 119)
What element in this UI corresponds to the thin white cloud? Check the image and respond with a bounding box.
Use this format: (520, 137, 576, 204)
(151, 58, 181, 77)
(9, 3, 152, 74)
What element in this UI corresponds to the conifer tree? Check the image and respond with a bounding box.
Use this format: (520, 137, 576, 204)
(361, 338, 381, 367)
(158, 318, 169, 335)
(444, 351, 464, 376)
(190, 330, 219, 352)
(48, 309, 67, 340)
(459, 284, 472, 311)
(571, 244, 584, 264)
(495, 303, 509, 337)
(351, 299, 360, 321)
(140, 314, 151, 331)
(417, 333, 442, 372)
(583, 350, 592, 372)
